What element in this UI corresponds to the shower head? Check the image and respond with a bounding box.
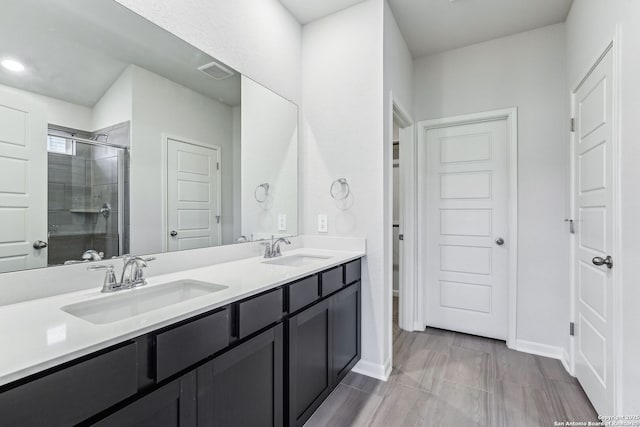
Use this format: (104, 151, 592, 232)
(91, 133, 109, 142)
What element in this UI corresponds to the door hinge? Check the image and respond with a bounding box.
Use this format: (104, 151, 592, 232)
(569, 322, 575, 336)
(398, 234, 404, 241)
(570, 118, 575, 132)
(565, 219, 575, 234)
(216, 215, 220, 224)
(217, 162, 220, 171)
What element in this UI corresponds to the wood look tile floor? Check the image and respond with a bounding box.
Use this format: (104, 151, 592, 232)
(305, 297, 598, 427)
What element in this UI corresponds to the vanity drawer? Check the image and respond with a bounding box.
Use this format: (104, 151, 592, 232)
(345, 258, 362, 284)
(238, 288, 283, 339)
(288, 275, 320, 313)
(154, 308, 229, 382)
(0, 342, 137, 427)
(321, 266, 345, 297)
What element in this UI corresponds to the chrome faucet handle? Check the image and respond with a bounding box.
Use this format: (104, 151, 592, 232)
(134, 257, 155, 285)
(88, 264, 120, 293)
(261, 242, 273, 258)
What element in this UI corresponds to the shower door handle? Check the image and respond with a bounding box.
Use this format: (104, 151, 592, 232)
(33, 240, 48, 250)
(170, 231, 178, 237)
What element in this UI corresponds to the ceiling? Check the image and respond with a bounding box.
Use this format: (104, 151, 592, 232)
(0, 0, 240, 108)
(279, 0, 367, 24)
(388, 0, 573, 58)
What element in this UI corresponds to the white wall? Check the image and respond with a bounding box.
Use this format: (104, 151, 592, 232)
(240, 76, 298, 240)
(91, 67, 133, 132)
(0, 83, 92, 131)
(302, 0, 388, 377)
(413, 24, 569, 352)
(114, 0, 302, 105)
(128, 65, 234, 254)
(566, 0, 640, 414)
(383, 2, 413, 112)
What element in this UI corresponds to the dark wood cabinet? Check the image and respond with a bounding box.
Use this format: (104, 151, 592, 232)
(0, 342, 138, 427)
(197, 324, 284, 427)
(92, 372, 197, 427)
(331, 281, 361, 385)
(154, 308, 230, 382)
(286, 280, 361, 427)
(0, 258, 362, 427)
(237, 288, 283, 339)
(286, 298, 332, 427)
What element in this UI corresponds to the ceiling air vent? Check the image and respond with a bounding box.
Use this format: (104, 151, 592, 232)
(198, 61, 235, 80)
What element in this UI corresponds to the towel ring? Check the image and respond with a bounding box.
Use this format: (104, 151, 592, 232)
(254, 183, 270, 203)
(330, 178, 350, 200)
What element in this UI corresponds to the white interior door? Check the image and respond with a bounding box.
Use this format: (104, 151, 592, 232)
(572, 47, 615, 416)
(167, 138, 220, 251)
(0, 88, 47, 273)
(423, 119, 509, 340)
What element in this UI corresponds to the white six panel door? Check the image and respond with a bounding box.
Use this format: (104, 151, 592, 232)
(573, 48, 614, 415)
(0, 88, 47, 273)
(167, 138, 221, 251)
(424, 120, 509, 340)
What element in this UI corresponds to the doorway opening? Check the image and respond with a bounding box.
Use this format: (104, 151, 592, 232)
(392, 119, 401, 340)
(390, 99, 415, 358)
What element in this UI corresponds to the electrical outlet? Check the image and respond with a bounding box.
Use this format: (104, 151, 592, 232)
(278, 214, 287, 231)
(317, 214, 328, 233)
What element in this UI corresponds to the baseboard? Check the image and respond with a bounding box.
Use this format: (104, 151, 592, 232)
(515, 339, 565, 360)
(351, 357, 392, 381)
(516, 340, 574, 377)
(392, 289, 399, 297)
(561, 348, 574, 376)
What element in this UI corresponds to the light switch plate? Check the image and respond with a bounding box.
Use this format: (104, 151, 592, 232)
(278, 214, 287, 231)
(317, 214, 328, 233)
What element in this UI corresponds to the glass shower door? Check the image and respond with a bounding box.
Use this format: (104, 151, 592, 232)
(47, 137, 128, 265)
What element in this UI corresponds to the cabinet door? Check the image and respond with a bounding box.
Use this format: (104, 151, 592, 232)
(197, 324, 283, 427)
(92, 372, 196, 427)
(287, 298, 332, 427)
(331, 281, 361, 385)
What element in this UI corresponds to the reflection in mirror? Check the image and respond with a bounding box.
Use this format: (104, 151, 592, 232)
(0, 0, 298, 273)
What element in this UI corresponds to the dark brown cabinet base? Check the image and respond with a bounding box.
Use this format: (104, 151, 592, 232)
(0, 258, 362, 427)
(286, 281, 361, 427)
(93, 372, 197, 427)
(197, 324, 283, 427)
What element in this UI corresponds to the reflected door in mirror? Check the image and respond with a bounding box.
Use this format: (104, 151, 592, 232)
(167, 138, 221, 251)
(0, 88, 47, 273)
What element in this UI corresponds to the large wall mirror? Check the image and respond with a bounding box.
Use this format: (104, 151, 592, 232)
(0, 0, 298, 273)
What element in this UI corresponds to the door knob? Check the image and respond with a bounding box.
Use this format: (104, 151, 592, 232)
(33, 240, 48, 249)
(495, 237, 505, 246)
(170, 230, 178, 237)
(592, 256, 613, 269)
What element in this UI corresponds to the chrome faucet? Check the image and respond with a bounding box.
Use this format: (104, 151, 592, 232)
(121, 255, 156, 288)
(82, 250, 104, 261)
(261, 236, 291, 258)
(88, 255, 155, 293)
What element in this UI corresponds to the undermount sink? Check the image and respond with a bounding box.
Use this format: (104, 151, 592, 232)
(62, 280, 228, 325)
(262, 254, 332, 267)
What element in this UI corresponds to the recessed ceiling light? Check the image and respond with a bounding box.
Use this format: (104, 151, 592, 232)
(1, 58, 25, 73)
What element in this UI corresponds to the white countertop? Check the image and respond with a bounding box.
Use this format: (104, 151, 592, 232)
(0, 248, 364, 387)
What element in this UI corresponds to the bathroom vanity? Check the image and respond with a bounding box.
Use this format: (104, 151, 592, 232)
(0, 251, 362, 426)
